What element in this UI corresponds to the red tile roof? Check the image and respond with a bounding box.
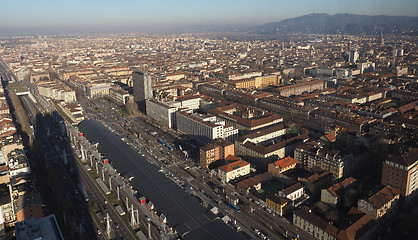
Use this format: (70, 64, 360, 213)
(272, 157, 299, 169)
(218, 159, 250, 173)
(368, 186, 400, 209)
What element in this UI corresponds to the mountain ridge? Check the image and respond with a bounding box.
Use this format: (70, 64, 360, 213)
(253, 13, 418, 35)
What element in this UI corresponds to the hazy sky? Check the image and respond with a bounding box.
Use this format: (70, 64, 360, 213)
(1, 0, 418, 30)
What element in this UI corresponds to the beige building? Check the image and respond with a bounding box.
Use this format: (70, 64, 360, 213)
(227, 78, 256, 89)
(217, 156, 250, 182)
(235, 124, 308, 168)
(268, 157, 299, 176)
(295, 143, 369, 179)
(321, 177, 357, 207)
(109, 87, 130, 104)
(358, 186, 400, 220)
(293, 209, 338, 240)
(37, 80, 76, 103)
(293, 207, 378, 240)
(86, 81, 111, 99)
(165, 72, 186, 81)
(255, 75, 281, 88)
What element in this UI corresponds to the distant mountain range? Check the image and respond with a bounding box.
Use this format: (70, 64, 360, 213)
(255, 13, 418, 35)
(174, 13, 418, 36)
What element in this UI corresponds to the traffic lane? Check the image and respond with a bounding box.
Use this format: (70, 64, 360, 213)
(75, 160, 136, 240)
(31, 123, 97, 238)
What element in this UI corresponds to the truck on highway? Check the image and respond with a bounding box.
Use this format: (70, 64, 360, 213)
(115, 205, 126, 216)
(77, 183, 90, 201)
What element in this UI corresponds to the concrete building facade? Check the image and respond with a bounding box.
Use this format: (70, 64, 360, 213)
(357, 186, 400, 220)
(381, 148, 418, 199)
(217, 157, 250, 182)
(133, 69, 152, 112)
(146, 99, 179, 129)
(176, 111, 238, 144)
(199, 139, 234, 168)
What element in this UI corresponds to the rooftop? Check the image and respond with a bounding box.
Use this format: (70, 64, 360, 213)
(368, 186, 400, 209)
(387, 148, 418, 167)
(15, 214, 64, 240)
(218, 159, 250, 173)
(271, 156, 300, 169)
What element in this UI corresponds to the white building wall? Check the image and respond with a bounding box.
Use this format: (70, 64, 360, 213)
(146, 99, 178, 128)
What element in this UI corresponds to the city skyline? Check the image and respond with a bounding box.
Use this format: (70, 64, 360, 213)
(0, 6, 417, 238)
(1, 0, 418, 34)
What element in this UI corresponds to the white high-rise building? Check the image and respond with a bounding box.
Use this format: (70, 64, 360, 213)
(348, 50, 359, 63)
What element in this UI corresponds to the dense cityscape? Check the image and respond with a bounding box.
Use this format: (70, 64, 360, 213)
(0, 6, 417, 240)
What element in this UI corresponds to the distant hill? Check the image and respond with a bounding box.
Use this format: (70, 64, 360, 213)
(254, 13, 418, 35)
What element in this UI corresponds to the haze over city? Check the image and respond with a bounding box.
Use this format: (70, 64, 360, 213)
(1, 0, 418, 34)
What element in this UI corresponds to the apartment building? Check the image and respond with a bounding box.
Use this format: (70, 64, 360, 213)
(176, 111, 238, 144)
(294, 143, 369, 179)
(381, 148, 418, 199)
(199, 139, 234, 168)
(7, 149, 30, 177)
(293, 207, 377, 240)
(265, 193, 291, 216)
(279, 182, 305, 202)
(268, 156, 299, 176)
(146, 99, 179, 128)
(235, 123, 309, 168)
(37, 81, 76, 103)
(298, 167, 333, 198)
(321, 177, 357, 207)
(175, 94, 201, 110)
(217, 156, 250, 182)
(272, 80, 325, 97)
(109, 86, 130, 104)
(208, 103, 283, 133)
(293, 209, 338, 240)
(85, 81, 111, 99)
(358, 186, 400, 220)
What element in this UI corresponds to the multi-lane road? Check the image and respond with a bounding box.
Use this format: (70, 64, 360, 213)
(73, 153, 136, 240)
